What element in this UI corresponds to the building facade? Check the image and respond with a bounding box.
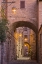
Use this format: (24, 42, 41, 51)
(0, 0, 42, 64)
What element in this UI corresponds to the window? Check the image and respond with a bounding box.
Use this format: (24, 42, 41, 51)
(20, 1, 25, 8)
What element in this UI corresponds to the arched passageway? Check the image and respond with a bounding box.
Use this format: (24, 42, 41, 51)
(9, 21, 38, 61)
(6, 21, 37, 61)
(14, 27, 36, 60)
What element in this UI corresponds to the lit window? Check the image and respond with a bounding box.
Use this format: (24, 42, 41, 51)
(20, 1, 25, 8)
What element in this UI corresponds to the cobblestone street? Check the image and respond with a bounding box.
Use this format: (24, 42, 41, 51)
(9, 60, 38, 64)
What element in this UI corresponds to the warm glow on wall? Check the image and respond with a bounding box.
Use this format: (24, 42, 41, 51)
(14, 32, 19, 39)
(25, 44, 27, 47)
(24, 38, 28, 41)
(14, 32, 22, 40)
(12, 7, 16, 14)
(19, 33, 22, 37)
(24, 43, 30, 52)
(24, 43, 29, 47)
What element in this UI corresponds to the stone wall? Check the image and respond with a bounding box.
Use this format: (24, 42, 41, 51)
(38, 25, 42, 64)
(7, 0, 38, 28)
(7, 0, 38, 61)
(39, 1, 42, 28)
(30, 30, 36, 60)
(0, 44, 1, 63)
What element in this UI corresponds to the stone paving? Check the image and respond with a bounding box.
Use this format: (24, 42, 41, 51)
(9, 60, 38, 64)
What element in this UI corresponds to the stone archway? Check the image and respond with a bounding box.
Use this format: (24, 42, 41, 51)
(8, 21, 38, 61)
(12, 21, 38, 33)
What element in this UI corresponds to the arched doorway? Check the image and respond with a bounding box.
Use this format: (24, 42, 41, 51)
(24, 43, 30, 57)
(11, 21, 38, 60)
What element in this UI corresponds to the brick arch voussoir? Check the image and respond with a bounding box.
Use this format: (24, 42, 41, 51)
(12, 21, 38, 34)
